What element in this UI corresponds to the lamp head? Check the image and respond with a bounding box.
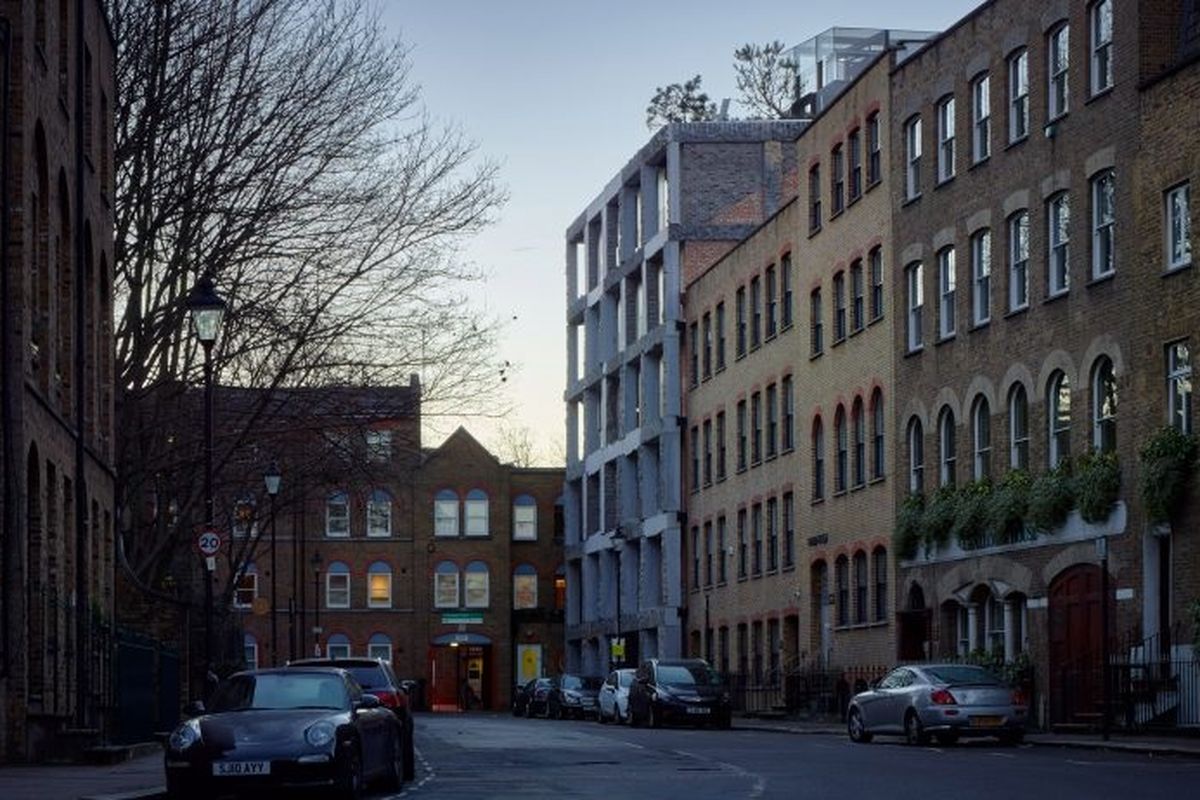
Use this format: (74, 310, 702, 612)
(186, 272, 226, 345)
(263, 462, 282, 496)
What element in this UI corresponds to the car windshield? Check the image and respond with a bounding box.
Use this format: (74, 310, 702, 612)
(657, 664, 722, 687)
(618, 671, 633, 688)
(924, 665, 1005, 686)
(561, 675, 602, 690)
(211, 673, 349, 712)
(344, 666, 386, 690)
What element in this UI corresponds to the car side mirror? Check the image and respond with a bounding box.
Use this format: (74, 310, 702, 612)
(183, 700, 206, 718)
(356, 694, 382, 711)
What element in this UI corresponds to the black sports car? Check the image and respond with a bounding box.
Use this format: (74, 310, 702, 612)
(164, 667, 404, 798)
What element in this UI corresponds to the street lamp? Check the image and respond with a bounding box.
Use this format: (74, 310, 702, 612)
(311, 550, 323, 657)
(264, 462, 282, 666)
(187, 271, 226, 686)
(611, 531, 625, 670)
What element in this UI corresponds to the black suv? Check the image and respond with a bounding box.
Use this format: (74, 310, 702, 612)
(628, 658, 732, 729)
(288, 656, 415, 780)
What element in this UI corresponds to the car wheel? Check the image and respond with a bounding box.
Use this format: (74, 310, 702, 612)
(935, 732, 958, 746)
(847, 708, 872, 743)
(338, 745, 364, 800)
(904, 711, 929, 747)
(381, 732, 403, 791)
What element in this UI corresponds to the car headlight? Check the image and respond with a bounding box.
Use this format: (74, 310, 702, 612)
(563, 691, 580, 704)
(168, 719, 201, 751)
(305, 721, 336, 748)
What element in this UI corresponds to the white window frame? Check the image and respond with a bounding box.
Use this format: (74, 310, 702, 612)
(908, 418, 924, 494)
(366, 429, 392, 463)
(1008, 211, 1030, 311)
(513, 498, 537, 541)
(326, 639, 352, 660)
(971, 229, 991, 325)
(366, 490, 392, 538)
(464, 563, 490, 609)
(870, 247, 884, 321)
(905, 116, 922, 199)
(939, 409, 957, 488)
(1048, 193, 1071, 296)
(434, 493, 458, 537)
(1009, 385, 1030, 470)
(972, 74, 990, 163)
(1092, 170, 1115, 279)
(368, 640, 393, 663)
(937, 96, 955, 182)
(367, 566, 392, 609)
(972, 398, 991, 481)
(867, 112, 882, 185)
(1092, 358, 1118, 453)
(1168, 340, 1192, 434)
(906, 262, 923, 352)
(326, 570, 351, 609)
(513, 567, 538, 610)
(434, 564, 459, 609)
(244, 637, 258, 670)
(1090, 0, 1113, 96)
(1048, 24, 1070, 120)
(1008, 49, 1029, 142)
(325, 492, 350, 538)
(938, 247, 956, 339)
(1165, 183, 1192, 271)
(231, 499, 256, 539)
(1048, 372, 1072, 469)
(234, 569, 257, 609)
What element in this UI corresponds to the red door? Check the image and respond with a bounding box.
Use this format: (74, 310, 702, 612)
(1048, 564, 1103, 724)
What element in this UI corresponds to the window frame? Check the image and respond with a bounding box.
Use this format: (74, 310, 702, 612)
(1048, 24, 1070, 120)
(1008, 210, 1030, 311)
(1048, 192, 1071, 296)
(971, 73, 991, 163)
(782, 376, 795, 452)
(325, 491, 350, 538)
(513, 564, 538, 610)
(852, 398, 866, 488)
(972, 397, 992, 481)
(1091, 170, 1115, 280)
(463, 561, 490, 609)
(833, 271, 847, 342)
(1008, 48, 1029, 143)
(464, 489, 489, 537)
(908, 417, 925, 494)
(1092, 356, 1118, 453)
(867, 112, 882, 186)
(1090, 0, 1113, 96)
(938, 247, 956, 339)
(780, 254, 794, 329)
(326, 564, 351, 609)
(1009, 384, 1030, 470)
(906, 262, 924, 352)
(513, 494, 538, 541)
(971, 229, 991, 325)
(367, 562, 392, 609)
(765, 264, 778, 339)
(939, 408, 957, 488)
(367, 489, 392, 538)
(848, 128, 862, 200)
(835, 405, 849, 494)
(434, 561, 460, 609)
(812, 417, 826, 501)
(869, 247, 884, 321)
(810, 287, 824, 355)
(936, 95, 956, 183)
(1048, 371, 1072, 469)
(233, 566, 257, 609)
(850, 259, 865, 333)
(1167, 340, 1193, 434)
(904, 115, 922, 199)
(871, 389, 885, 481)
(831, 144, 845, 215)
(809, 164, 822, 232)
(1165, 182, 1193, 272)
(434, 490, 459, 537)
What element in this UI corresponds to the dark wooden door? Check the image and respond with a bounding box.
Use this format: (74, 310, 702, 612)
(1048, 564, 1103, 724)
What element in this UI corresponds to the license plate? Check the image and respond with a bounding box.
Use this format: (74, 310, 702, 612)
(969, 715, 1003, 728)
(686, 707, 711, 715)
(214, 761, 271, 776)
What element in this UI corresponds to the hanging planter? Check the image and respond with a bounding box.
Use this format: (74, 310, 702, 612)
(1027, 460, 1075, 532)
(952, 479, 993, 549)
(923, 484, 958, 549)
(1139, 426, 1199, 525)
(894, 493, 925, 560)
(986, 469, 1031, 544)
(1075, 450, 1121, 523)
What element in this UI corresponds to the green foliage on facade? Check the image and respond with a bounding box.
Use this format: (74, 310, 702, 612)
(1026, 461, 1077, 532)
(1075, 450, 1121, 523)
(1139, 426, 1199, 524)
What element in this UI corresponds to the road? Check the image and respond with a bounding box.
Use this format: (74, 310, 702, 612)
(394, 713, 1200, 800)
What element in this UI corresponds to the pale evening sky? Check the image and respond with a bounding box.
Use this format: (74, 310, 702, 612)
(381, 0, 969, 462)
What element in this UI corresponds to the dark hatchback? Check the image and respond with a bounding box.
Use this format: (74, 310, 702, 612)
(628, 658, 732, 728)
(163, 667, 404, 799)
(547, 674, 603, 719)
(512, 677, 555, 718)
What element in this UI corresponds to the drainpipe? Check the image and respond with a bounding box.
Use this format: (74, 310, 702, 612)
(73, 0, 89, 729)
(0, 17, 12, 681)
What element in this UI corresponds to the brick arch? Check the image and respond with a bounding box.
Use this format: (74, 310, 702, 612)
(900, 396, 930, 431)
(935, 555, 1035, 599)
(963, 374, 998, 415)
(1037, 349, 1078, 400)
(931, 386, 962, 423)
(1081, 333, 1125, 381)
(999, 361, 1036, 405)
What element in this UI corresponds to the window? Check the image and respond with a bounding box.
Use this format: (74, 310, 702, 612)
(434, 489, 459, 537)
(689, 321, 699, 387)
(809, 164, 822, 231)
(867, 112, 882, 185)
(326, 491, 349, 537)
(1009, 384, 1030, 469)
(704, 522, 713, 586)
(904, 116, 922, 199)
(1008, 49, 1029, 142)
(766, 498, 778, 571)
(367, 489, 392, 537)
(717, 411, 728, 479)
(703, 419, 713, 484)
(736, 400, 748, 471)
(702, 313, 712, 378)
(835, 556, 849, 627)
(871, 388, 885, 481)
(1048, 24, 1070, 119)
(972, 397, 992, 480)
(690, 425, 700, 489)
(1008, 211, 1030, 310)
(751, 392, 762, 465)
(833, 272, 846, 342)
(716, 301, 727, 369)
(326, 562, 350, 609)
(464, 561, 489, 608)
(766, 384, 778, 459)
(852, 398, 866, 488)
(1168, 341, 1193, 434)
(750, 276, 762, 349)
(325, 634, 351, 660)
(368, 634, 393, 663)
(810, 288, 824, 355)
(717, 515, 728, 583)
(832, 144, 845, 214)
(368, 562, 392, 608)
(1048, 371, 1071, 468)
(853, 551, 868, 625)
(435, 561, 460, 608)
(908, 417, 925, 494)
(782, 376, 795, 451)
(937, 96, 955, 182)
(765, 265, 778, 338)
(938, 248, 956, 339)
(868, 247, 884, 322)
(906, 262, 924, 351)
(781, 254, 793, 328)
(1092, 356, 1118, 453)
(366, 429, 392, 463)
(939, 408, 957, 487)
(513, 564, 538, 609)
(782, 493, 795, 568)
(513, 494, 538, 540)
(737, 509, 748, 578)
(465, 489, 489, 536)
(839, 131, 859, 206)
(872, 546, 888, 622)
(1092, 170, 1115, 279)
(1166, 183, 1192, 270)
(232, 498, 256, 539)
(850, 260, 864, 332)
(835, 406, 848, 493)
(1048, 192, 1071, 295)
(736, 286, 747, 357)
(813, 418, 826, 500)
(234, 564, 257, 608)
(243, 635, 258, 670)
(972, 74, 990, 163)
(554, 567, 566, 610)
(971, 229, 991, 325)
(1090, 0, 1113, 96)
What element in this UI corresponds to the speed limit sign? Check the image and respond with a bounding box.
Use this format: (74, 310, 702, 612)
(195, 528, 223, 557)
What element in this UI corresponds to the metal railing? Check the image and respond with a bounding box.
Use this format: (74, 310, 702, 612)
(726, 663, 890, 718)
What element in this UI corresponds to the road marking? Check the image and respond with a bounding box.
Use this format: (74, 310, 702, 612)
(987, 752, 1017, 759)
(672, 749, 700, 759)
(623, 741, 646, 750)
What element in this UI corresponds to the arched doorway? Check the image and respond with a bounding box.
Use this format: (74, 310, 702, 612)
(1048, 563, 1105, 725)
(429, 632, 493, 712)
(810, 560, 831, 666)
(897, 583, 930, 661)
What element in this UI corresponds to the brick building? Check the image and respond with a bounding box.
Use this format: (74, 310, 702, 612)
(0, 1, 117, 761)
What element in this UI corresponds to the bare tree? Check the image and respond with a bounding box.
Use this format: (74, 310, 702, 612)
(108, 0, 507, 589)
(645, 75, 718, 130)
(733, 41, 799, 119)
(495, 423, 538, 468)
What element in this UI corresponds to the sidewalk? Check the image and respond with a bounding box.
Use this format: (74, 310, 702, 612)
(0, 748, 165, 800)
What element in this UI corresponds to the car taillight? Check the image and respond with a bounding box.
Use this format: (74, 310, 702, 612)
(1012, 689, 1027, 707)
(373, 689, 407, 709)
(930, 688, 957, 705)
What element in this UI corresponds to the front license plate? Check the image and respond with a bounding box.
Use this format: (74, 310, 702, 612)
(686, 707, 711, 715)
(969, 715, 1003, 728)
(214, 761, 271, 776)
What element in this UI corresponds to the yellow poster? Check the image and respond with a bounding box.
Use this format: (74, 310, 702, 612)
(518, 644, 542, 684)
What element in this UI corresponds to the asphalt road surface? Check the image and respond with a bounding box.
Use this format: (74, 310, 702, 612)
(385, 713, 1200, 800)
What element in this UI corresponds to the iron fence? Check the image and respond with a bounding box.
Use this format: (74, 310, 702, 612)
(726, 664, 890, 719)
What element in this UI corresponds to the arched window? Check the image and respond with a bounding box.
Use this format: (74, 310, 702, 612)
(835, 406, 848, 493)
(939, 408, 957, 487)
(434, 561, 459, 608)
(326, 561, 350, 608)
(1048, 371, 1071, 468)
(812, 417, 826, 500)
(232, 497, 256, 539)
(367, 489, 392, 537)
(833, 271, 847, 341)
(234, 563, 257, 608)
(368, 633, 392, 663)
(853, 550, 868, 624)
(554, 565, 566, 610)
(835, 555, 850, 627)
(464, 561, 490, 608)
(908, 417, 925, 494)
(326, 491, 350, 537)
(325, 633, 351, 660)
(1008, 384, 1030, 469)
(513, 494, 537, 541)
(972, 397, 991, 480)
(434, 489, 459, 537)
(872, 546, 888, 622)
(1092, 356, 1117, 452)
(465, 489, 489, 537)
(871, 389, 885, 481)
(243, 634, 258, 670)
(513, 563, 538, 609)
(852, 398, 866, 488)
(367, 561, 392, 608)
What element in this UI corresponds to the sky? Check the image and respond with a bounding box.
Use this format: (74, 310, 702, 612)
(380, 0, 969, 463)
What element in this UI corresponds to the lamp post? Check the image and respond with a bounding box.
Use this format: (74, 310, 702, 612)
(612, 532, 625, 670)
(264, 463, 282, 665)
(311, 550, 323, 657)
(187, 272, 226, 686)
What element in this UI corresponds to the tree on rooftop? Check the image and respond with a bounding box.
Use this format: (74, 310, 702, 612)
(645, 75, 718, 129)
(733, 40, 799, 119)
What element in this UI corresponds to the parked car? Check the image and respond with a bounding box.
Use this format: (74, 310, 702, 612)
(289, 656, 414, 781)
(512, 677, 555, 718)
(547, 674, 603, 719)
(164, 667, 404, 798)
(628, 658, 732, 728)
(597, 668, 636, 724)
(846, 663, 1028, 746)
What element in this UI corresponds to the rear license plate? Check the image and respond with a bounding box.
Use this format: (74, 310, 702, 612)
(969, 715, 1003, 728)
(686, 707, 711, 715)
(214, 761, 271, 776)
